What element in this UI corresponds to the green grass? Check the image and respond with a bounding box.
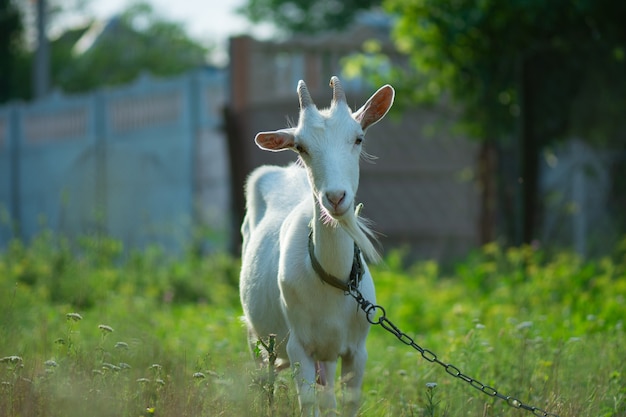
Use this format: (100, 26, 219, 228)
(1, 232, 625, 417)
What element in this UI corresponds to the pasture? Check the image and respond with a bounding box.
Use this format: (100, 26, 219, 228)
(1, 232, 625, 417)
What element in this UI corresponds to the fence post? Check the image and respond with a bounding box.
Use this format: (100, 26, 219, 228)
(9, 104, 22, 240)
(187, 72, 199, 238)
(93, 91, 107, 238)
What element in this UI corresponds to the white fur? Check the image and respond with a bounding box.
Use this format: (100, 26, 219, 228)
(240, 77, 394, 416)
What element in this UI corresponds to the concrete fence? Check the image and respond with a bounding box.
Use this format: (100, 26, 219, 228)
(0, 69, 230, 252)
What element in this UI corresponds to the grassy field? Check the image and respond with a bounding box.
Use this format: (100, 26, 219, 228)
(1, 232, 625, 417)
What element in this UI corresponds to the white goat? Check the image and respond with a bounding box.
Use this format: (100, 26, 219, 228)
(240, 76, 394, 416)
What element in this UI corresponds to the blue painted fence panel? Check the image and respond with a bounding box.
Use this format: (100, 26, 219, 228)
(18, 92, 97, 241)
(0, 69, 229, 252)
(0, 107, 15, 242)
(103, 75, 195, 250)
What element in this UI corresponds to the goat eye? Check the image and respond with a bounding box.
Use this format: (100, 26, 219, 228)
(295, 144, 307, 154)
(355, 136, 364, 145)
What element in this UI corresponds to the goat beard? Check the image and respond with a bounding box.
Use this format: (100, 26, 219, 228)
(319, 207, 381, 264)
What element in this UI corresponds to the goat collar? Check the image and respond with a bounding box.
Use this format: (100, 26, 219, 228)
(307, 225, 364, 292)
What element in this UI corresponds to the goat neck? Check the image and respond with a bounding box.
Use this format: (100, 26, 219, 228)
(309, 201, 356, 285)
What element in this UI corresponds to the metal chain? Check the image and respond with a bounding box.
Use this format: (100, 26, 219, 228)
(346, 283, 560, 417)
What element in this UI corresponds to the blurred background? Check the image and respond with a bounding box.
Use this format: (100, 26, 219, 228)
(0, 0, 624, 261)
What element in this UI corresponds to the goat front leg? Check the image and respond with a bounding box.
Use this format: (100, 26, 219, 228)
(287, 337, 318, 416)
(317, 361, 338, 416)
(341, 348, 367, 417)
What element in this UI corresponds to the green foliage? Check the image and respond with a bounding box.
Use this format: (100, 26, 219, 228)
(2, 1, 209, 100)
(0, 0, 25, 103)
(56, 2, 208, 93)
(0, 231, 239, 310)
(1, 234, 625, 416)
(381, 0, 626, 144)
(0, 232, 249, 417)
(365, 242, 626, 416)
(343, 0, 626, 248)
(375, 242, 626, 339)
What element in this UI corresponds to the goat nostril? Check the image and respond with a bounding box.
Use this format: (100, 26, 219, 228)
(326, 191, 346, 208)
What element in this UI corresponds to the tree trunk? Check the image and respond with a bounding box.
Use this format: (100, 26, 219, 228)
(478, 141, 498, 244)
(520, 56, 539, 245)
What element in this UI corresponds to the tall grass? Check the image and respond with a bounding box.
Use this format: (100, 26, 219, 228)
(1, 232, 625, 416)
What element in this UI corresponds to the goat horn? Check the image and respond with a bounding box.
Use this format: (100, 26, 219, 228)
(330, 76, 346, 104)
(297, 80, 314, 109)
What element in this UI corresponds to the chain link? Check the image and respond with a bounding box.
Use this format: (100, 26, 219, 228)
(347, 284, 560, 417)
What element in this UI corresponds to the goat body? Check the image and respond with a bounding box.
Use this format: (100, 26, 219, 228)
(240, 77, 394, 416)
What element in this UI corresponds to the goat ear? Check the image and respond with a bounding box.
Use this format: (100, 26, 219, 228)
(353, 85, 395, 131)
(255, 129, 296, 152)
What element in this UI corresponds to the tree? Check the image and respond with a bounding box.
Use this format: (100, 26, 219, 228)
(239, 0, 381, 33)
(348, 0, 626, 245)
(392, 0, 626, 244)
(0, 0, 25, 103)
(2, 1, 209, 99)
(56, 2, 208, 93)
